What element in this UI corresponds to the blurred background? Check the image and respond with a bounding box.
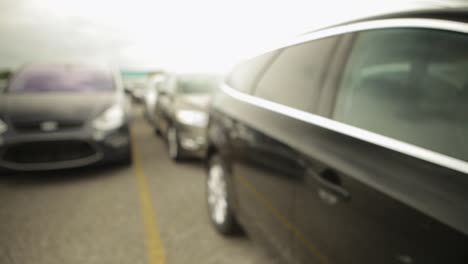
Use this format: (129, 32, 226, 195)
(0, 0, 452, 74)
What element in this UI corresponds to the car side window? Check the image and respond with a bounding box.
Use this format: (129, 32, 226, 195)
(334, 28, 468, 162)
(227, 51, 278, 93)
(254, 36, 339, 112)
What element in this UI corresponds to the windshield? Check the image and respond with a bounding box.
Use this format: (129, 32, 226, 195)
(8, 64, 114, 93)
(176, 75, 218, 94)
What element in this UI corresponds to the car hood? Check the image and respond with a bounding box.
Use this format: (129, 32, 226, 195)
(177, 93, 212, 111)
(0, 93, 117, 126)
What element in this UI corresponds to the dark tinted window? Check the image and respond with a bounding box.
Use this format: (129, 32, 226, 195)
(334, 28, 468, 161)
(254, 36, 338, 111)
(177, 75, 219, 94)
(227, 51, 277, 93)
(9, 64, 114, 93)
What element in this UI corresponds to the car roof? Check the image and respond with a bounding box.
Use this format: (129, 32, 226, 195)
(237, 4, 468, 64)
(356, 8, 467, 22)
(320, 7, 468, 33)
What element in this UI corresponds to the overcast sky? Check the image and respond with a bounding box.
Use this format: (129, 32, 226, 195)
(0, 0, 460, 73)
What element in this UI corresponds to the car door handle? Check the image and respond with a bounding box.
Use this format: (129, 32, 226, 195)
(307, 169, 350, 204)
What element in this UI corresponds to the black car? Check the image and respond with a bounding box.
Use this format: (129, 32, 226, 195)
(154, 73, 218, 160)
(0, 64, 131, 171)
(205, 8, 468, 264)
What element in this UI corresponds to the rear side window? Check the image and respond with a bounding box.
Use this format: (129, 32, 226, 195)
(227, 51, 277, 93)
(254, 36, 338, 112)
(334, 28, 468, 161)
(9, 64, 114, 93)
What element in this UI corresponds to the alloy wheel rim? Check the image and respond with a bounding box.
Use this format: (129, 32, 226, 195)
(207, 164, 228, 224)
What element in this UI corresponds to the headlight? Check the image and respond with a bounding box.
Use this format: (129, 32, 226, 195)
(176, 110, 208, 127)
(0, 118, 7, 135)
(93, 105, 125, 131)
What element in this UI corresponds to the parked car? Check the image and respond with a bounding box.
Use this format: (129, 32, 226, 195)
(205, 8, 468, 264)
(0, 64, 132, 171)
(154, 73, 219, 160)
(130, 80, 148, 103)
(143, 74, 166, 126)
(122, 76, 149, 104)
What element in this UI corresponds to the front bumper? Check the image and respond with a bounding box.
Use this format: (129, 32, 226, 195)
(0, 126, 130, 171)
(175, 122, 208, 158)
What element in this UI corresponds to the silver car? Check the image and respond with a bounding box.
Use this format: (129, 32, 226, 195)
(154, 73, 219, 160)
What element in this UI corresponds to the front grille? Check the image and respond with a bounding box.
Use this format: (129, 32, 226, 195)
(12, 121, 83, 133)
(2, 140, 96, 164)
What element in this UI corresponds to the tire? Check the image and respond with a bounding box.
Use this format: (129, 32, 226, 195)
(153, 119, 162, 137)
(206, 154, 241, 235)
(154, 127, 162, 137)
(167, 126, 182, 161)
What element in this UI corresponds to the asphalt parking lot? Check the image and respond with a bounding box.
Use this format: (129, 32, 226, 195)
(0, 107, 278, 264)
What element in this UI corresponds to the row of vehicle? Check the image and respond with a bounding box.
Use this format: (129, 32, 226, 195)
(132, 6, 468, 264)
(0, 5, 467, 263)
(126, 78, 149, 104)
(0, 64, 220, 172)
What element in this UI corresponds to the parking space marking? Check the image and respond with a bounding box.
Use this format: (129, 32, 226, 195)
(237, 175, 330, 264)
(131, 129, 166, 264)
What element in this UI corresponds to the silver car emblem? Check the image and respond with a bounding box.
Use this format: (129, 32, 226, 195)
(40, 121, 59, 132)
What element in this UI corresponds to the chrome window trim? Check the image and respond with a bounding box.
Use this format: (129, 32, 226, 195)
(249, 18, 468, 60)
(221, 83, 468, 175)
(224, 18, 468, 173)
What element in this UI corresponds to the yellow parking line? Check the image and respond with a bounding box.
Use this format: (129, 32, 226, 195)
(130, 129, 166, 264)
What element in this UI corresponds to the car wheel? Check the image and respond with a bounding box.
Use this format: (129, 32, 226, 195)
(167, 126, 181, 161)
(206, 154, 240, 235)
(154, 126, 162, 137)
(153, 119, 162, 137)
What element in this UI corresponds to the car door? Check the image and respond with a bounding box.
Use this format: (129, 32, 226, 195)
(226, 36, 340, 263)
(293, 24, 468, 264)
